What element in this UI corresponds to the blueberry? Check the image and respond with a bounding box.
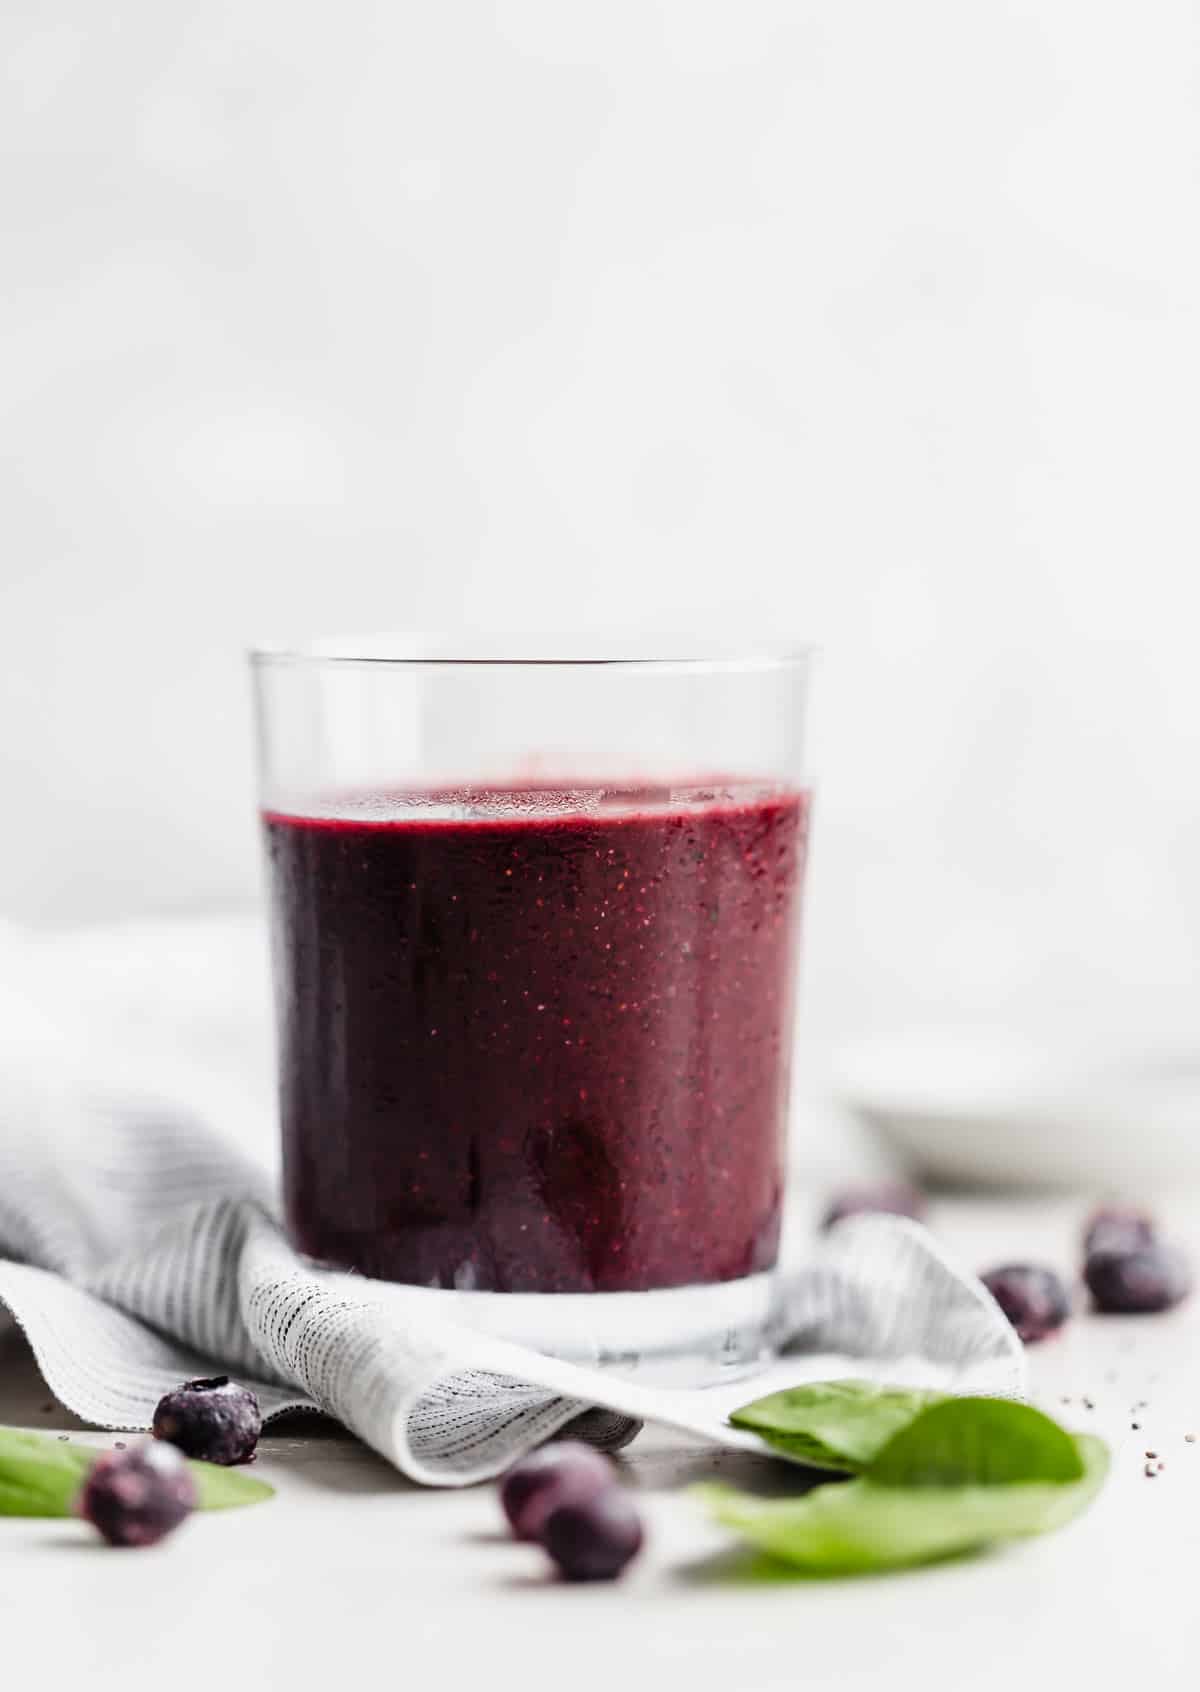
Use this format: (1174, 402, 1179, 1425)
(1083, 1206, 1157, 1259)
(500, 1441, 614, 1542)
(78, 1441, 196, 1547)
(821, 1183, 926, 1231)
(542, 1488, 644, 1582)
(152, 1375, 262, 1466)
(980, 1264, 1071, 1343)
(1085, 1243, 1191, 1314)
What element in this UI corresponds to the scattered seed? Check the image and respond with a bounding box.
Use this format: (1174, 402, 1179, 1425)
(1158, 1460, 1166, 1472)
(1185, 1434, 1196, 1444)
(1144, 1462, 1159, 1477)
(1082, 1397, 1095, 1410)
(40, 1401, 55, 1414)
(56, 1435, 68, 1442)
(1132, 1421, 1142, 1430)
(1145, 1450, 1158, 1459)
(114, 1441, 127, 1450)
(1060, 1395, 1072, 1405)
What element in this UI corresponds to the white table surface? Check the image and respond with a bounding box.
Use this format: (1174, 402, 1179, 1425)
(4, 1195, 1199, 1692)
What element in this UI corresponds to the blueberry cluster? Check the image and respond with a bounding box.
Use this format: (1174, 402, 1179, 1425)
(76, 1374, 264, 1549)
(822, 1182, 1192, 1346)
(976, 1204, 1191, 1346)
(499, 1442, 643, 1581)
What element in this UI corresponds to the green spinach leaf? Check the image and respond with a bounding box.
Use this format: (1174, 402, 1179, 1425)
(870, 1397, 1084, 1488)
(698, 1434, 1107, 1574)
(703, 1392, 1109, 1574)
(0, 1427, 274, 1517)
(729, 1379, 947, 1472)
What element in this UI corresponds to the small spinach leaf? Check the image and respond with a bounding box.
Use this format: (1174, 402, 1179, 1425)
(729, 1380, 947, 1472)
(870, 1398, 1084, 1488)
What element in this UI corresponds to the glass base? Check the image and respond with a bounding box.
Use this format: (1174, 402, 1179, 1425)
(373, 1272, 777, 1387)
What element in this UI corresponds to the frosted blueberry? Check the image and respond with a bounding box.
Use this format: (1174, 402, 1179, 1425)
(153, 1375, 262, 1466)
(78, 1441, 196, 1548)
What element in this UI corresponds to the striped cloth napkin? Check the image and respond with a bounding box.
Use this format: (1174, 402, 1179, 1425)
(0, 920, 1024, 1485)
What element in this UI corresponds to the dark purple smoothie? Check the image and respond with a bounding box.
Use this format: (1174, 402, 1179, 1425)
(264, 784, 809, 1294)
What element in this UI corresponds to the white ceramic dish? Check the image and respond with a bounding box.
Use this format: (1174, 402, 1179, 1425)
(834, 1026, 1200, 1191)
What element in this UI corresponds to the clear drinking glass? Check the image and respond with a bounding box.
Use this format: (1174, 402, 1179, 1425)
(251, 637, 813, 1382)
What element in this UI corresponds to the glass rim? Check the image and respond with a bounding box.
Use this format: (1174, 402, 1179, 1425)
(249, 633, 817, 674)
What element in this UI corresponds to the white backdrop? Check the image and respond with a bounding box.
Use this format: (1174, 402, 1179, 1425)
(3, 1, 1199, 1069)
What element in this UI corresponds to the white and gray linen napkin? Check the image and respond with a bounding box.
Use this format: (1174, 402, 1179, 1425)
(0, 921, 1024, 1486)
